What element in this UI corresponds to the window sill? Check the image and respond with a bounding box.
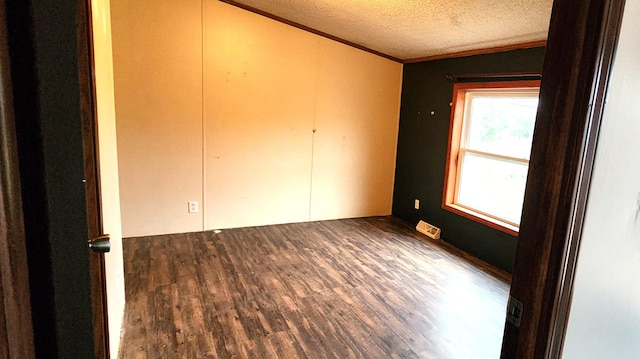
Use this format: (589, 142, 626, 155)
(442, 203, 519, 236)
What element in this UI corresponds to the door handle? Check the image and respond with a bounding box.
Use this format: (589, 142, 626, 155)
(88, 234, 111, 253)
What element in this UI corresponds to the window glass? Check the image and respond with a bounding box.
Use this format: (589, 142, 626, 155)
(465, 94, 538, 159)
(457, 152, 529, 225)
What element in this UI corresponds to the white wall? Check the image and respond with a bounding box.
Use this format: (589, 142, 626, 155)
(562, 0, 640, 357)
(91, 0, 125, 356)
(112, 0, 403, 237)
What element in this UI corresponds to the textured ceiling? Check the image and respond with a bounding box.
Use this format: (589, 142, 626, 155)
(226, 0, 553, 61)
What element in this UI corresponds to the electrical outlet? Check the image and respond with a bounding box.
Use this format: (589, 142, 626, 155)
(414, 199, 420, 209)
(188, 201, 199, 213)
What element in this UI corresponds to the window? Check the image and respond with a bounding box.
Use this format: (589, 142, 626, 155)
(443, 80, 540, 235)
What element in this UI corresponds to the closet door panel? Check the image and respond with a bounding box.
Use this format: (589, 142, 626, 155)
(310, 40, 402, 221)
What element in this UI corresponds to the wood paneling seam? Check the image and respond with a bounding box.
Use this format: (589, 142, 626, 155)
(201, 0, 207, 231)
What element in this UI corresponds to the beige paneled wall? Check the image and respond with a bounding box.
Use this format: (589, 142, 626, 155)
(112, 0, 402, 237)
(203, 2, 317, 229)
(111, 0, 204, 237)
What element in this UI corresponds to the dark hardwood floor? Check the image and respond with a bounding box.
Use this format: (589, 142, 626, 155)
(119, 216, 510, 359)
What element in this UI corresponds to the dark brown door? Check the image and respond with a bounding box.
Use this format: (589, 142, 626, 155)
(500, 0, 626, 357)
(0, 0, 36, 357)
(78, 0, 111, 357)
(2, 0, 110, 357)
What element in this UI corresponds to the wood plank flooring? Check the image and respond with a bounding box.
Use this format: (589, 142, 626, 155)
(119, 216, 510, 359)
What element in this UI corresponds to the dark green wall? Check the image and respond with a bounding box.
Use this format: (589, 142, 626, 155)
(392, 47, 546, 272)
